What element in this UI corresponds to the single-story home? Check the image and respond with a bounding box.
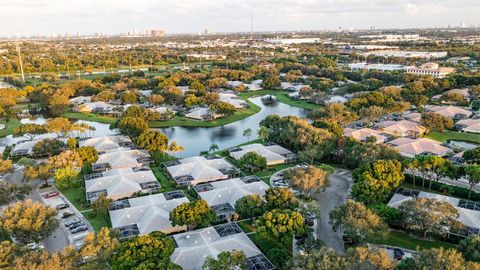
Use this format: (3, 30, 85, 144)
(79, 135, 133, 152)
(139, 90, 153, 97)
(388, 188, 480, 237)
(11, 136, 67, 157)
(343, 128, 389, 143)
(69, 96, 92, 105)
(85, 167, 159, 203)
(185, 107, 220, 121)
(324, 95, 348, 104)
(245, 80, 263, 91)
(78, 101, 115, 114)
(387, 137, 451, 158)
(229, 142, 298, 166)
(403, 112, 422, 123)
(194, 176, 269, 220)
(92, 149, 152, 173)
(425, 105, 473, 120)
(377, 120, 427, 138)
(219, 93, 248, 109)
(109, 191, 189, 239)
(455, 119, 480, 134)
(170, 223, 274, 270)
(164, 156, 237, 186)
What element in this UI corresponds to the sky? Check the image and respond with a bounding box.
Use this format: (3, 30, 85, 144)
(0, 0, 479, 36)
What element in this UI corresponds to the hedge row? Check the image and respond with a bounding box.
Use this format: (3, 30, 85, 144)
(404, 174, 480, 201)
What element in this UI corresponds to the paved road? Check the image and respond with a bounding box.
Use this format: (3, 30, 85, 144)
(405, 169, 480, 193)
(312, 168, 353, 253)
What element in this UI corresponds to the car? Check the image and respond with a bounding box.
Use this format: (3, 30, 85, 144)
(56, 204, 69, 210)
(43, 191, 59, 198)
(61, 212, 75, 219)
(394, 248, 404, 260)
(64, 219, 80, 227)
(26, 242, 44, 250)
(71, 225, 88, 234)
(67, 221, 84, 229)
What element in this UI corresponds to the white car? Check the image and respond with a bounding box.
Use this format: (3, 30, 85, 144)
(27, 242, 45, 250)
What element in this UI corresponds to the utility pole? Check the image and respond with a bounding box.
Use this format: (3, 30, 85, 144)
(16, 44, 25, 85)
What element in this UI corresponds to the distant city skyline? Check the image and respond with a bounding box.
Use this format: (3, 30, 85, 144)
(0, 0, 479, 37)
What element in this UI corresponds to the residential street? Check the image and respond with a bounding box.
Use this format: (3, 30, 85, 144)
(312, 168, 353, 253)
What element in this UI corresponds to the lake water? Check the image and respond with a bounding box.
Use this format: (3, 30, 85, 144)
(156, 97, 309, 157)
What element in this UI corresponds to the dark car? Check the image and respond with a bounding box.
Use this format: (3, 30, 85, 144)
(61, 212, 75, 219)
(64, 219, 80, 227)
(394, 248, 404, 260)
(67, 221, 84, 230)
(71, 225, 88, 234)
(43, 191, 59, 198)
(56, 204, 69, 210)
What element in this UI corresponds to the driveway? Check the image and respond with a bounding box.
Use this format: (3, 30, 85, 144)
(311, 168, 353, 253)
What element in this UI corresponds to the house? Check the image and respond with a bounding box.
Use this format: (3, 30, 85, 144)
(164, 156, 237, 186)
(78, 101, 115, 114)
(229, 142, 298, 166)
(388, 188, 480, 237)
(387, 137, 451, 158)
(194, 176, 269, 220)
(455, 119, 480, 134)
(227, 81, 245, 88)
(324, 95, 348, 104)
(377, 120, 426, 138)
(185, 107, 219, 121)
(79, 135, 133, 152)
(218, 93, 248, 109)
(406, 62, 455, 78)
(69, 96, 92, 105)
(11, 136, 67, 157)
(170, 223, 274, 270)
(85, 167, 160, 203)
(92, 149, 152, 173)
(431, 89, 471, 103)
(245, 80, 263, 91)
(280, 82, 308, 92)
(344, 128, 389, 143)
(403, 112, 422, 123)
(109, 191, 189, 239)
(139, 90, 153, 97)
(425, 105, 473, 120)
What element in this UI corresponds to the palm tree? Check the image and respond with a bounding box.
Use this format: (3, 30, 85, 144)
(243, 128, 252, 142)
(209, 144, 219, 153)
(257, 126, 269, 142)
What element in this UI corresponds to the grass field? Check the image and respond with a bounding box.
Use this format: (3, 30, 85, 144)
(62, 112, 119, 124)
(0, 118, 21, 137)
(149, 99, 261, 128)
(151, 166, 177, 192)
(239, 89, 321, 110)
(426, 130, 480, 144)
(371, 230, 457, 251)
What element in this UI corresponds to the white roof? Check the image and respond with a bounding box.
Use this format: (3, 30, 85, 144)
(218, 93, 248, 109)
(456, 119, 480, 132)
(388, 191, 480, 230)
(167, 156, 233, 184)
(425, 105, 473, 119)
(198, 178, 269, 207)
(378, 120, 426, 136)
(403, 112, 422, 123)
(79, 135, 132, 151)
(109, 193, 189, 235)
(325, 95, 348, 104)
(79, 101, 114, 112)
(185, 107, 215, 120)
(95, 149, 150, 168)
(85, 168, 157, 198)
(344, 128, 387, 143)
(230, 143, 293, 165)
(388, 137, 451, 157)
(69, 96, 92, 104)
(12, 135, 64, 154)
(139, 90, 153, 97)
(171, 225, 263, 270)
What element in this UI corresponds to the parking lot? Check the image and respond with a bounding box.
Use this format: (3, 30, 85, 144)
(40, 189, 93, 249)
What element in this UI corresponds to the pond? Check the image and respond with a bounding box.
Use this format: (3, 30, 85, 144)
(156, 97, 310, 157)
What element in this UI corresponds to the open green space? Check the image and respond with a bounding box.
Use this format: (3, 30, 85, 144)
(151, 166, 177, 192)
(149, 99, 261, 128)
(62, 112, 119, 125)
(86, 212, 111, 232)
(371, 230, 457, 251)
(239, 89, 321, 110)
(0, 118, 21, 137)
(426, 130, 480, 144)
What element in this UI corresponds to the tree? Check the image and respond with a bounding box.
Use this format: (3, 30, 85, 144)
(92, 194, 112, 222)
(14, 246, 76, 270)
(310, 103, 358, 125)
(237, 152, 267, 173)
(32, 138, 66, 157)
(118, 117, 149, 137)
(298, 145, 323, 164)
(465, 165, 480, 200)
(13, 123, 47, 141)
(77, 146, 99, 164)
(243, 128, 252, 142)
(284, 165, 328, 195)
(370, 204, 402, 225)
(135, 130, 169, 152)
(123, 105, 144, 118)
(256, 209, 304, 243)
(202, 250, 247, 270)
(257, 126, 269, 142)
(346, 246, 394, 270)
(0, 200, 58, 244)
(80, 227, 120, 269)
(210, 101, 236, 116)
(54, 166, 79, 189)
(234, 194, 266, 219)
(170, 200, 216, 230)
(261, 74, 281, 89)
(294, 247, 349, 270)
(463, 147, 480, 164)
(459, 235, 480, 263)
(67, 137, 77, 150)
(421, 112, 454, 134)
(0, 182, 31, 206)
(209, 144, 219, 153)
(24, 163, 52, 187)
(351, 160, 405, 205)
(414, 248, 470, 270)
(120, 90, 138, 104)
(45, 117, 74, 136)
(266, 248, 292, 268)
(168, 141, 184, 157)
(0, 159, 13, 174)
(398, 197, 459, 237)
(49, 150, 83, 169)
(329, 200, 387, 244)
(265, 187, 298, 210)
(149, 94, 165, 105)
(111, 232, 180, 270)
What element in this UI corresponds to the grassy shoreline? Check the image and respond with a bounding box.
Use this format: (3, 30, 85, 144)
(0, 118, 22, 137)
(62, 112, 119, 124)
(425, 130, 480, 144)
(239, 89, 321, 110)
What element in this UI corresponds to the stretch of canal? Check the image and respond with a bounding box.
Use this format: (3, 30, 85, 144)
(0, 97, 309, 158)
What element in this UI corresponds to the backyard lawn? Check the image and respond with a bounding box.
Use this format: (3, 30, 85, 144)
(0, 118, 21, 137)
(62, 112, 119, 125)
(151, 166, 177, 192)
(371, 230, 457, 251)
(426, 130, 480, 144)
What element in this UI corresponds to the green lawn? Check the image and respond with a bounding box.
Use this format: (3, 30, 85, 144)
(59, 184, 90, 211)
(425, 130, 480, 144)
(62, 112, 118, 124)
(151, 166, 177, 192)
(371, 230, 457, 251)
(0, 118, 21, 137)
(87, 213, 111, 232)
(149, 99, 261, 128)
(239, 89, 321, 110)
(254, 163, 301, 185)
